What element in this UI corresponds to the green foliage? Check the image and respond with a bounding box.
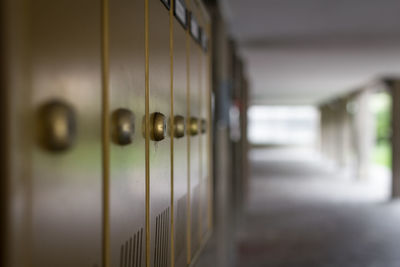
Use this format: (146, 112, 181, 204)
(371, 92, 392, 167)
(372, 140, 392, 167)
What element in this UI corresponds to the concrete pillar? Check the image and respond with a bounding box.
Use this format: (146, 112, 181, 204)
(319, 105, 327, 157)
(325, 105, 335, 163)
(320, 104, 336, 165)
(320, 104, 333, 163)
(336, 98, 352, 168)
(388, 80, 400, 197)
(327, 103, 340, 166)
(351, 89, 374, 180)
(332, 101, 342, 166)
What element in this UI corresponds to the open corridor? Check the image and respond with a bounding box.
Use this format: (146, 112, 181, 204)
(235, 148, 400, 267)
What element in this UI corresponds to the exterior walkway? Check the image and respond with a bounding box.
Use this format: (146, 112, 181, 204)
(236, 147, 400, 267)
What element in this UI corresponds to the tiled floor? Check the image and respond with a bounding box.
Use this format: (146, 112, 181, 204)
(236, 148, 400, 267)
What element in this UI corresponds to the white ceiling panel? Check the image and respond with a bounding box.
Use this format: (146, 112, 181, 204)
(220, 0, 400, 104)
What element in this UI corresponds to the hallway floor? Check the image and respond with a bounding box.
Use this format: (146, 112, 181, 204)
(236, 147, 400, 267)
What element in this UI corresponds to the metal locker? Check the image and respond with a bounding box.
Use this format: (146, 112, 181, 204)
(172, 0, 189, 266)
(198, 7, 211, 242)
(148, 0, 172, 266)
(109, 0, 146, 266)
(2, 0, 103, 266)
(186, 0, 202, 259)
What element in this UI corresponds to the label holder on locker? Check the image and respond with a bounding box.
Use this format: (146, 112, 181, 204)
(160, 0, 170, 10)
(174, 0, 188, 29)
(189, 12, 201, 43)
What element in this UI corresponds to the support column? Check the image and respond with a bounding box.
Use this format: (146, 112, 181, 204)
(324, 104, 334, 163)
(337, 98, 352, 168)
(326, 104, 338, 165)
(388, 80, 400, 198)
(351, 89, 374, 180)
(320, 103, 339, 167)
(319, 105, 327, 158)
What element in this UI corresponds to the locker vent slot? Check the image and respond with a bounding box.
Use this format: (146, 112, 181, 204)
(120, 228, 143, 267)
(201, 181, 209, 237)
(154, 207, 170, 267)
(191, 184, 201, 255)
(175, 194, 187, 260)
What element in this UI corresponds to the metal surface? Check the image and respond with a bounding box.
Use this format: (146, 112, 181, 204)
(148, 1, 172, 266)
(37, 100, 76, 152)
(111, 108, 136, 146)
(30, 0, 103, 266)
(1, 1, 212, 266)
(172, 4, 189, 266)
(173, 115, 186, 138)
(187, 0, 202, 259)
(188, 117, 199, 136)
(198, 9, 210, 240)
(109, 0, 146, 266)
(150, 112, 167, 142)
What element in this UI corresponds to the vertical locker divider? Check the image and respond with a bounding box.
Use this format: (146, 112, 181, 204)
(144, 0, 150, 266)
(185, 0, 192, 263)
(101, 0, 111, 266)
(169, 0, 175, 266)
(199, 39, 204, 247)
(206, 20, 213, 233)
(197, 19, 203, 246)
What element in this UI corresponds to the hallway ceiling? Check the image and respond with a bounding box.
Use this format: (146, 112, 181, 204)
(220, 0, 400, 105)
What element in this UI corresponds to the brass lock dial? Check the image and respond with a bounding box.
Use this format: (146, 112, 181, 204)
(173, 115, 185, 138)
(150, 112, 166, 141)
(188, 117, 199, 136)
(112, 108, 135, 145)
(37, 100, 76, 152)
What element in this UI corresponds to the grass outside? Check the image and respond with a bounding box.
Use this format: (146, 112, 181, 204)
(372, 140, 392, 168)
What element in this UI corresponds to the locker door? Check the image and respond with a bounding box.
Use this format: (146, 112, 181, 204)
(10, 1, 102, 266)
(187, 0, 202, 259)
(172, 0, 188, 266)
(205, 22, 213, 237)
(198, 13, 210, 241)
(109, 0, 146, 266)
(148, 1, 172, 266)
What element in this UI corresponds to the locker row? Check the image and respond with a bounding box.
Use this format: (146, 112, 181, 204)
(1, 0, 212, 267)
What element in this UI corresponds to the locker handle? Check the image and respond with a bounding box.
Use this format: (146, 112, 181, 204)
(37, 99, 76, 152)
(173, 115, 185, 138)
(188, 117, 199, 136)
(112, 108, 135, 145)
(150, 112, 166, 141)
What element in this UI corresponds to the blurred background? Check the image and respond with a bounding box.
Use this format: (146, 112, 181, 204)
(202, 1, 400, 267)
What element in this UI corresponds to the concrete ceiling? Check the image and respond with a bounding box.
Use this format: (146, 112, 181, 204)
(220, 0, 400, 105)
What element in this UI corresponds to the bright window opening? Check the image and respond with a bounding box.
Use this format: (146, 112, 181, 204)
(248, 105, 319, 146)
